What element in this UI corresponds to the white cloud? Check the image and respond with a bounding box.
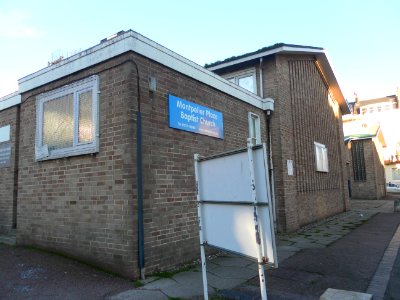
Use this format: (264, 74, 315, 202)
(0, 75, 19, 98)
(0, 10, 42, 38)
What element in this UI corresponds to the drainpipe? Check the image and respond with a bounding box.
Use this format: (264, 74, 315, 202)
(265, 109, 277, 232)
(259, 58, 264, 98)
(131, 61, 145, 280)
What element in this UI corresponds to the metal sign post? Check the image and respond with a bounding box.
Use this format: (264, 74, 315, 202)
(246, 140, 268, 300)
(194, 141, 277, 300)
(194, 153, 209, 300)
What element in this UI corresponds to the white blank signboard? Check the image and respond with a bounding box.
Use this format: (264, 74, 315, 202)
(198, 148, 268, 203)
(197, 146, 277, 267)
(202, 204, 276, 265)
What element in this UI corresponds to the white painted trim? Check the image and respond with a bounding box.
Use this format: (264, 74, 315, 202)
(18, 30, 273, 111)
(248, 112, 261, 145)
(0, 92, 21, 111)
(207, 46, 324, 71)
(35, 75, 99, 161)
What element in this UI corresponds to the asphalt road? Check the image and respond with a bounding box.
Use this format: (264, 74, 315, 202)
(0, 244, 134, 300)
(384, 245, 400, 300)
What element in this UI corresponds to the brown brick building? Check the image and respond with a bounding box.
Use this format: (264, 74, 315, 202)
(343, 115, 387, 199)
(0, 31, 349, 278)
(207, 44, 350, 232)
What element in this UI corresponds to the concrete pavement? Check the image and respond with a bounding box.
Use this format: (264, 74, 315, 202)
(1, 199, 399, 299)
(113, 199, 399, 299)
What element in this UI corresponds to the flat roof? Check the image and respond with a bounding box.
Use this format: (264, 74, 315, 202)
(18, 30, 273, 112)
(0, 92, 21, 111)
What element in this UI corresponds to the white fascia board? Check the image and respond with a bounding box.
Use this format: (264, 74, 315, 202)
(0, 92, 21, 111)
(18, 31, 273, 111)
(314, 53, 350, 114)
(207, 46, 325, 71)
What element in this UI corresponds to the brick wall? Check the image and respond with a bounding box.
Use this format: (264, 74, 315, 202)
(350, 138, 386, 199)
(0, 106, 19, 235)
(211, 54, 348, 232)
(17, 52, 266, 278)
(264, 55, 348, 230)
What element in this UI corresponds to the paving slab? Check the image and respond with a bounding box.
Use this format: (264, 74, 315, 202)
(211, 255, 254, 267)
(159, 281, 215, 299)
(207, 272, 247, 290)
(109, 289, 168, 300)
(208, 264, 257, 280)
(277, 250, 296, 262)
(140, 278, 176, 290)
(320, 288, 372, 300)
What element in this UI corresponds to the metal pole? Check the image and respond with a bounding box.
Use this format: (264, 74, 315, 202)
(194, 154, 209, 300)
(247, 139, 268, 300)
(261, 143, 278, 267)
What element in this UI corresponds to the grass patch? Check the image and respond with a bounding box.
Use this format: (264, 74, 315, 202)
(133, 280, 144, 288)
(152, 265, 194, 279)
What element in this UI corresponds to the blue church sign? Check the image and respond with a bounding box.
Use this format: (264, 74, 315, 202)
(168, 94, 224, 139)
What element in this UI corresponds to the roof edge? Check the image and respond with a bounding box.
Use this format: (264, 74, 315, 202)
(206, 44, 325, 71)
(18, 30, 273, 111)
(0, 91, 21, 111)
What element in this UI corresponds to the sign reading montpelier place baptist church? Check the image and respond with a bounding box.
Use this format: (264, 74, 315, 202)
(168, 94, 224, 139)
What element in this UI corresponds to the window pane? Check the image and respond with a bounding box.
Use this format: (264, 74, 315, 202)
(78, 91, 93, 143)
(392, 168, 400, 180)
(250, 116, 256, 139)
(227, 78, 235, 83)
(352, 141, 366, 181)
(43, 94, 74, 150)
(238, 75, 254, 93)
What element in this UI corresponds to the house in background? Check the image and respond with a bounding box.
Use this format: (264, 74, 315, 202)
(349, 91, 400, 192)
(206, 43, 351, 233)
(353, 94, 398, 115)
(343, 115, 386, 199)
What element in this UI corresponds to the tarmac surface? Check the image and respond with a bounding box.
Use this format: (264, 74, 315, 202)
(0, 198, 399, 299)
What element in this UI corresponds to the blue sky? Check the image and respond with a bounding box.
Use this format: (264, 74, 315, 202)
(1, 0, 399, 101)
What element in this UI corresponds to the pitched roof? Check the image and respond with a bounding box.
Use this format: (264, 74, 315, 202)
(205, 43, 350, 114)
(205, 43, 323, 68)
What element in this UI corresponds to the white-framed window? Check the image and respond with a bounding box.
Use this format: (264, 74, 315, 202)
(392, 168, 400, 180)
(35, 75, 99, 161)
(248, 112, 261, 145)
(314, 142, 329, 172)
(224, 68, 257, 94)
(0, 125, 10, 143)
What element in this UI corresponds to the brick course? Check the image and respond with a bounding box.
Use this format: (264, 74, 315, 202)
(16, 52, 266, 278)
(0, 106, 19, 235)
(214, 54, 349, 232)
(349, 138, 386, 199)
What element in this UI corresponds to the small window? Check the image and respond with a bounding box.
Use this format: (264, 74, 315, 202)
(35, 75, 99, 161)
(392, 168, 400, 180)
(361, 107, 367, 115)
(0, 125, 10, 143)
(314, 142, 329, 172)
(223, 69, 257, 94)
(352, 140, 366, 181)
(248, 112, 261, 145)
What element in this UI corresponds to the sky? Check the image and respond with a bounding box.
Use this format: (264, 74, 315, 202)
(0, 0, 399, 101)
